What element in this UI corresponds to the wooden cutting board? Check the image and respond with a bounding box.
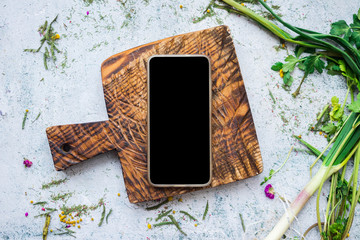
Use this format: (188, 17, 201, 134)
(46, 25, 263, 203)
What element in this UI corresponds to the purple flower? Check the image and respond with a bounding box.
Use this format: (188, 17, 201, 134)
(86, 11, 89, 15)
(23, 158, 33, 168)
(264, 184, 275, 199)
(66, 225, 71, 228)
(25, 212, 29, 217)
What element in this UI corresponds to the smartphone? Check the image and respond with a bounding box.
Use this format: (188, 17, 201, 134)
(147, 55, 212, 187)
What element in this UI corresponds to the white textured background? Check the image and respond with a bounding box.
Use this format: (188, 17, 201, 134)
(0, 0, 359, 239)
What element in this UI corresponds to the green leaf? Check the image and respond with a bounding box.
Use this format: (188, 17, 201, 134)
(321, 122, 337, 136)
(303, 55, 326, 74)
(283, 71, 294, 86)
(294, 45, 315, 58)
(271, 62, 283, 71)
(348, 94, 360, 113)
(330, 20, 352, 41)
(330, 96, 344, 121)
(338, 60, 347, 72)
(326, 62, 341, 75)
(329, 222, 344, 240)
(330, 20, 349, 35)
(350, 15, 360, 48)
(297, 62, 306, 71)
(282, 55, 301, 72)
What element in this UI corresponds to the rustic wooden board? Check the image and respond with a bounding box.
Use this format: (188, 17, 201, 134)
(46, 25, 263, 203)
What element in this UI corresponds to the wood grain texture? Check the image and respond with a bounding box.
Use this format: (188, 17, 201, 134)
(46, 25, 263, 203)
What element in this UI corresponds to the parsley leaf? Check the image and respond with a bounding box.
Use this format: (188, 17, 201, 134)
(271, 62, 283, 71)
(326, 61, 341, 76)
(321, 122, 337, 136)
(330, 96, 344, 121)
(330, 20, 352, 41)
(350, 14, 360, 48)
(348, 93, 360, 112)
(282, 55, 301, 72)
(283, 71, 294, 86)
(294, 45, 315, 58)
(303, 55, 326, 74)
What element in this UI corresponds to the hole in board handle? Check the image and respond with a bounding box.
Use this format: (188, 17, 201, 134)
(61, 143, 71, 152)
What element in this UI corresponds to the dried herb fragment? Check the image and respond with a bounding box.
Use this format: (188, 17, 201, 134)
(193, 0, 216, 23)
(22, 109, 29, 130)
(106, 208, 112, 224)
(42, 178, 68, 189)
(202, 200, 209, 220)
(60, 197, 104, 216)
(33, 201, 47, 206)
(24, 15, 61, 70)
(155, 209, 172, 221)
(146, 199, 169, 210)
(43, 214, 51, 240)
(153, 221, 174, 227)
(50, 192, 73, 201)
(179, 210, 198, 221)
(34, 208, 57, 218)
(54, 227, 76, 238)
(168, 215, 187, 236)
(239, 213, 246, 232)
(32, 112, 41, 123)
(98, 205, 106, 227)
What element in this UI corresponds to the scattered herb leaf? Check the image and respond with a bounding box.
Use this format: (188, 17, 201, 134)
(106, 208, 112, 224)
(22, 109, 29, 130)
(202, 200, 209, 220)
(239, 213, 246, 232)
(180, 210, 198, 221)
(155, 209, 172, 221)
(98, 204, 106, 227)
(33, 201, 48, 206)
(41, 178, 68, 189)
(153, 221, 174, 227)
(146, 199, 169, 211)
(168, 215, 187, 236)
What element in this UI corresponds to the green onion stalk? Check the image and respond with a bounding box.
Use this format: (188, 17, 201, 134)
(265, 112, 360, 240)
(218, 0, 360, 239)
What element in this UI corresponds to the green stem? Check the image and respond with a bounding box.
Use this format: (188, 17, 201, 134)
(264, 166, 331, 240)
(257, 0, 360, 78)
(342, 146, 360, 239)
(221, 0, 324, 49)
(324, 174, 336, 233)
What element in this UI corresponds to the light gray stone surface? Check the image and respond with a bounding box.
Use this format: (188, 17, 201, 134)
(0, 0, 359, 239)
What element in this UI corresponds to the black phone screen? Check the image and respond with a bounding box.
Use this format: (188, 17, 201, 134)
(148, 55, 211, 186)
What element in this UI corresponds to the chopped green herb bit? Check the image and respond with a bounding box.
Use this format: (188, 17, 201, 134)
(202, 200, 209, 220)
(24, 15, 61, 70)
(42, 178, 68, 189)
(33, 201, 47, 206)
(153, 221, 175, 227)
(146, 199, 169, 211)
(60, 197, 104, 216)
(22, 109, 29, 130)
(98, 205, 106, 227)
(168, 215, 187, 236)
(50, 192, 73, 201)
(106, 208, 112, 224)
(156, 209, 172, 221)
(240, 213, 246, 232)
(179, 210, 198, 221)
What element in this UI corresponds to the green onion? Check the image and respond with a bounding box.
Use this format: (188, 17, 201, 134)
(217, 1, 360, 239)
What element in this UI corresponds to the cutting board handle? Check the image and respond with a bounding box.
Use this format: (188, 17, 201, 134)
(46, 120, 116, 171)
